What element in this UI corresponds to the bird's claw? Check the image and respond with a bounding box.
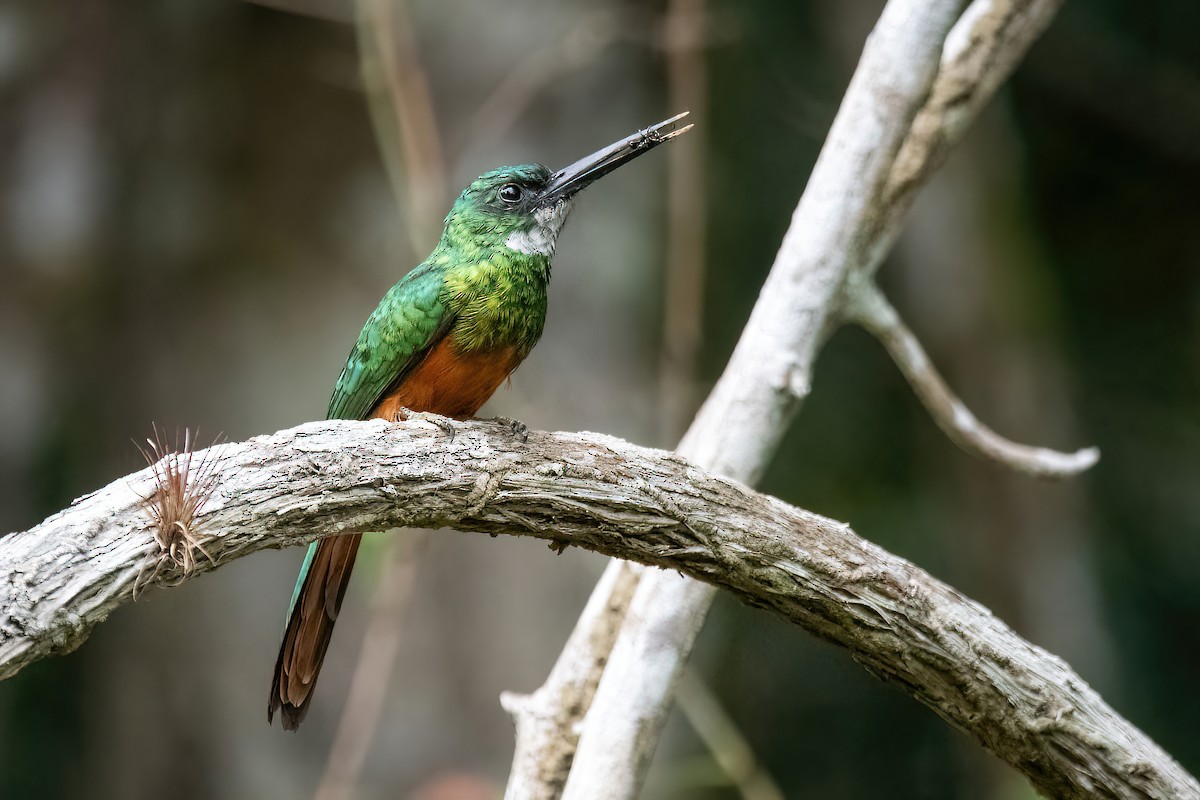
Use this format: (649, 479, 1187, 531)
(392, 408, 456, 441)
(491, 416, 529, 443)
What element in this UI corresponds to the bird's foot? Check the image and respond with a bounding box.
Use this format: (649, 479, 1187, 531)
(392, 408, 456, 440)
(490, 416, 529, 443)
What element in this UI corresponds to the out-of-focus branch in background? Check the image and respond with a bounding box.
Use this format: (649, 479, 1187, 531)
(355, 0, 446, 257)
(658, 0, 708, 443)
(465, 11, 624, 156)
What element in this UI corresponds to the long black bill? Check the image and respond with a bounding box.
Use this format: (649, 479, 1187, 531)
(539, 112, 692, 205)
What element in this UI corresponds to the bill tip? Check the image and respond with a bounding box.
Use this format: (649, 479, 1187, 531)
(663, 123, 694, 140)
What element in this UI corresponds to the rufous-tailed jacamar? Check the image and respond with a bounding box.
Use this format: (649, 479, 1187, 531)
(269, 113, 692, 729)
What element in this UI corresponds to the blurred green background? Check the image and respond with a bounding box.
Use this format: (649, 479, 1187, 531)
(1, 0, 1198, 798)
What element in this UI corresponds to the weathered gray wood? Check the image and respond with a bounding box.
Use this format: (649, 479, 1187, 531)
(0, 418, 1193, 799)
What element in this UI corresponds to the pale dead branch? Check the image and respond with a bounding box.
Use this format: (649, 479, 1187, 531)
(0, 418, 1194, 800)
(843, 277, 1099, 478)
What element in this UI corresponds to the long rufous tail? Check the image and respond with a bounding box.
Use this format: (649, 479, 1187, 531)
(268, 533, 362, 730)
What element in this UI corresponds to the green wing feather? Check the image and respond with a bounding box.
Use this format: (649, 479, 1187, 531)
(286, 263, 451, 621)
(285, 541, 319, 619)
(327, 262, 453, 421)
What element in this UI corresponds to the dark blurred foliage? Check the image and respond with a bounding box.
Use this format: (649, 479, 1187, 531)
(1, 1, 1197, 798)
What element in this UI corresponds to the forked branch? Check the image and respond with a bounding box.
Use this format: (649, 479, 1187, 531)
(537, 2, 1077, 795)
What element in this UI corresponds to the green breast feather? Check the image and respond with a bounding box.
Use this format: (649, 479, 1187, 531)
(442, 250, 549, 354)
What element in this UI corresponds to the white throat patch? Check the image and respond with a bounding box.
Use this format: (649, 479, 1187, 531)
(505, 200, 573, 256)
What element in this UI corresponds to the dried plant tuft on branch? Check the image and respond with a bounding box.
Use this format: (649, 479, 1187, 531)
(133, 425, 222, 596)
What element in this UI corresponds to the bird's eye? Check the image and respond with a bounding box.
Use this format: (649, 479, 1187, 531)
(498, 183, 522, 204)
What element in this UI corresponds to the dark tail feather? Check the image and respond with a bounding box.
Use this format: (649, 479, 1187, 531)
(268, 534, 362, 730)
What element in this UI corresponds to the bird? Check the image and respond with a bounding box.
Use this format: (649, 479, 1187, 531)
(268, 112, 692, 730)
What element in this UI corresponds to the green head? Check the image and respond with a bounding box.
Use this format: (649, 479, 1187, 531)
(432, 113, 692, 355)
(442, 164, 568, 258)
(439, 112, 693, 260)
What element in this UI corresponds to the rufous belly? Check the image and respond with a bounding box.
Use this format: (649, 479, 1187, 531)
(370, 336, 522, 421)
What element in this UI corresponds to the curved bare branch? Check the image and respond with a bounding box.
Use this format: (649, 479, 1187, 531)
(0, 418, 1194, 799)
(845, 278, 1100, 478)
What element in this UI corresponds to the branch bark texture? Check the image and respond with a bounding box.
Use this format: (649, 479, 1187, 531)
(0, 419, 1194, 800)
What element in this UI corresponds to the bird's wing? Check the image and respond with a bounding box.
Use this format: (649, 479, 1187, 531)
(326, 262, 453, 421)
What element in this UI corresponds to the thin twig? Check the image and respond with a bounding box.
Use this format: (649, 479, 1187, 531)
(845, 277, 1099, 478)
(657, 0, 709, 444)
(675, 668, 786, 800)
(355, 0, 447, 255)
(463, 12, 624, 159)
